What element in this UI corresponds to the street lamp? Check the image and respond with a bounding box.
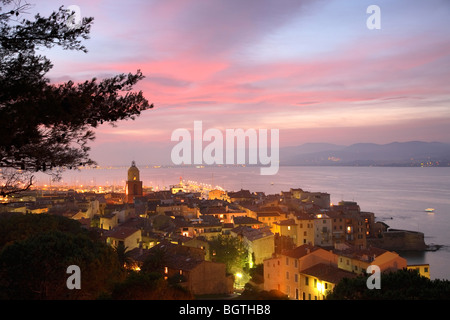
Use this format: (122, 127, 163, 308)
(235, 272, 243, 290)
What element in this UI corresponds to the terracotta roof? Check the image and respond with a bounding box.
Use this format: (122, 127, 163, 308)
(228, 189, 253, 198)
(274, 219, 297, 226)
(195, 215, 221, 226)
(300, 263, 357, 284)
(233, 216, 263, 225)
(165, 254, 204, 271)
(231, 226, 273, 241)
(282, 244, 320, 259)
(129, 241, 206, 270)
(257, 211, 280, 217)
(258, 206, 285, 213)
(292, 213, 315, 220)
(334, 245, 388, 261)
(203, 206, 229, 214)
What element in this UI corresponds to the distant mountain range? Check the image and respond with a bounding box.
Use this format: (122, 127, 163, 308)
(280, 141, 450, 166)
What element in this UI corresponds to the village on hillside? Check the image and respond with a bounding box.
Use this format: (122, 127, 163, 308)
(0, 162, 431, 299)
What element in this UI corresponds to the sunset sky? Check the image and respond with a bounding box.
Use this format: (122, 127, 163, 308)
(35, 0, 450, 165)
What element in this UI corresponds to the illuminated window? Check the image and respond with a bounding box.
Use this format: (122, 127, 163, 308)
(164, 266, 168, 274)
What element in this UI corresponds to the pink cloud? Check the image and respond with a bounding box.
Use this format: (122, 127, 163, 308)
(40, 0, 450, 157)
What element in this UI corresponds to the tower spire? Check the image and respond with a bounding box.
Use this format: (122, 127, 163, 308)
(126, 161, 143, 203)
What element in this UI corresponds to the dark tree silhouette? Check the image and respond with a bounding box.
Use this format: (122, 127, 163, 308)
(141, 246, 168, 274)
(0, 214, 124, 299)
(114, 241, 133, 269)
(109, 271, 193, 300)
(0, 1, 152, 196)
(326, 269, 450, 300)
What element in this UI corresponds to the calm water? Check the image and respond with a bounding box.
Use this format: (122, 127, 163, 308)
(35, 166, 450, 280)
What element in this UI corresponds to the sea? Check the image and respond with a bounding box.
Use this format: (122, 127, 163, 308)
(34, 165, 450, 280)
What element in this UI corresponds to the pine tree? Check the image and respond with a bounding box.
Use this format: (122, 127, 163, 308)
(0, 1, 152, 196)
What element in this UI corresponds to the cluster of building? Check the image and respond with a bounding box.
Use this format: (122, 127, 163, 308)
(1, 162, 431, 299)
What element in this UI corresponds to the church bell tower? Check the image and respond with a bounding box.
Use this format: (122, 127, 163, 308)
(125, 161, 143, 203)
